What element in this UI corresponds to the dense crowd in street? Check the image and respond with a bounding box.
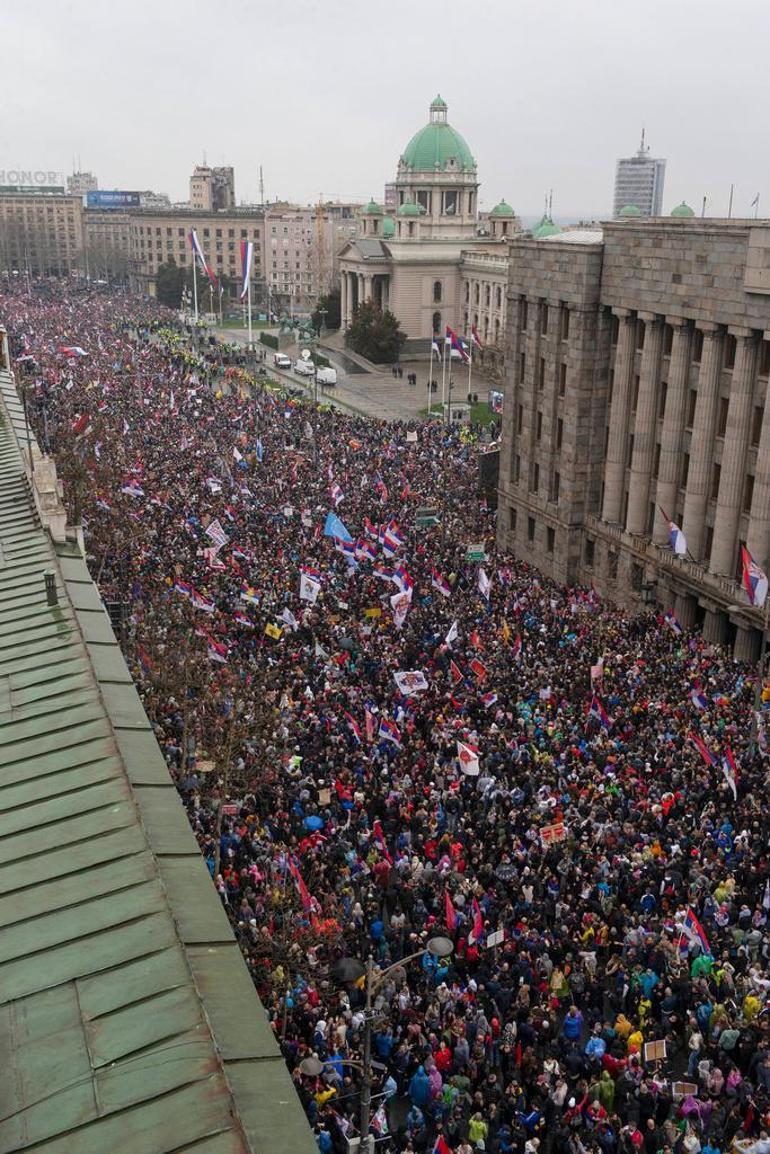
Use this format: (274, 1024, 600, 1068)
(6, 281, 770, 1154)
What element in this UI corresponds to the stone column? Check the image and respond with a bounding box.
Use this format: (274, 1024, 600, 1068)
(703, 608, 727, 644)
(358, 274, 365, 305)
(340, 272, 348, 330)
(682, 323, 722, 561)
(602, 309, 636, 524)
(363, 275, 372, 303)
(747, 329, 770, 568)
(654, 319, 692, 544)
(734, 624, 761, 663)
(626, 313, 664, 535)
(710, 329, 758, 574)
(674, 591, 698, 629)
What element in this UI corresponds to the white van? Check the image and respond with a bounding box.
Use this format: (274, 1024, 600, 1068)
(316, 367, 337, 386)
(274, 353, 291, 368)
(294, 360, 315, 377)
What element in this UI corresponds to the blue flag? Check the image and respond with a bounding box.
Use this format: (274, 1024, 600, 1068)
(324, 512, 353, 541)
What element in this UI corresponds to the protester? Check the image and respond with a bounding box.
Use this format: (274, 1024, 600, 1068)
(5, 280, 770, 1154)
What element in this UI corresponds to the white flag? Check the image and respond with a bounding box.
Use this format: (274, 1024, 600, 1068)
(299, 573, 321, 604)
(457, 740, 480, 776)
(390, 589, 412, 630)
(233, 445, 243, 462)
(445, 620, 459, 648)
(314, 640, 329, 659)
(281, 607, 299, 632)
(393, 670, 429, 695)
(204, 518, 229, 550)
(478, 568, 492, 601)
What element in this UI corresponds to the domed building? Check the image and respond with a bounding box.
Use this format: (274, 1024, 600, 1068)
(339, 96, 518, 350)
(670, 201, 695, 218)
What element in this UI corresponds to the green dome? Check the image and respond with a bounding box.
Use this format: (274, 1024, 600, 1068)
(397, 201, 423, 217)
(382, 216, 395, 238)
(490, 199, 515, 217)
(671, 201, 695, 218)
(532, 214, 561, 239)
(363, 198, 382, 215)
(619, 203, 642, 217)
(400, 96, 475, 173)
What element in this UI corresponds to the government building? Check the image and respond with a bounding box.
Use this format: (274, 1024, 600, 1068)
(338, 96, 519, 355)
(497, 216, 770, 661)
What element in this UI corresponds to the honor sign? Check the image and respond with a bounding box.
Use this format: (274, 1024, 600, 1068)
(0, 169, 65, 187)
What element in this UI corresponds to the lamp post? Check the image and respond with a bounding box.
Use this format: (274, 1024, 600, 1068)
(334, 936, 453, 1153)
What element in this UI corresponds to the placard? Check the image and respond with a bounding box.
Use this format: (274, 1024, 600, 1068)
(221, 803, 240, 816)
(318, 788, 331, 806)
(644, 1040, 667, 1063)
(540, 822, 566, 846)
(486, 929, 505, 948)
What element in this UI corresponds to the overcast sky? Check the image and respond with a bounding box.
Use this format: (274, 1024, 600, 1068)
(4, 0, 766, 220)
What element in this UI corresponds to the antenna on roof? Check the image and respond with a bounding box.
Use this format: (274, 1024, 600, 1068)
(259, 165, 265, 207)
(549, 189, 553, 217)
(640, 126, 646, 153)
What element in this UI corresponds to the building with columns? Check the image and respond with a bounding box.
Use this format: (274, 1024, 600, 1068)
(338, 96, 519, 351)
(497, 217, 770, 660)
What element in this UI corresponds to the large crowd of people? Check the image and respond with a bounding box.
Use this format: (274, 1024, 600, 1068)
(5, 280, 770, 1154)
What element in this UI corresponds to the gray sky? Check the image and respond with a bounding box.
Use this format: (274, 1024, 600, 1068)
(4, 0, 767, 219)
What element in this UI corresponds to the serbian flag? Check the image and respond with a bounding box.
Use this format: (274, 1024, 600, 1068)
(660, 507, 687, 556)
(689, 729, 717, 767)
(207, 638, 228, 663)
(446, 324, 470, 363)
(393, 565, 414, 594)
(239, 239, 254, 300)
(469, 896, 484, 944)
(330, 482, 344, 508)
(287, 855, 312, 913)
(344, 711, 362, 745)
(173, 579, 192, 598)
(60, 345, 88, 357)
(191, 588, 216, 614)
(682, 906, 711, 956)
(691, 687, 709, 710)
(233, 612, 255, 629)
(121, 481, 145, 498)
(444, 891, 458, 935)
(372, 819, 393, 865)
(434, 1137, 453, 1154)
(742, 545, 768, 608)
(512, 633, 522, 660)
(365, 707, 376, 743)
(722, 745, 738, 800)
(587, 695, 611, 730)
(663, 609, 683, 636)
(481, 691, 498, 709)
(137, 646, 153, 677)
(457, 740, 480, 776)
(378, 717, 402, 747)
(190, 228, 217, 286)
(431, 569, 451, 598)
(470, 324, 484, 350)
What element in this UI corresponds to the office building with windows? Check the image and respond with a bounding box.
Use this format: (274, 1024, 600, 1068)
(613, 132, 666, 217)
(497, 216, 770, 660)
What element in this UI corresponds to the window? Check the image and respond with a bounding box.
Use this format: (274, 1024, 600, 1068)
(761, 341, 770, 376)
(632, 375, 640, 412)
(752, 405, 764, 446)
(553, 472, 560, 502)
(608, 551, 619, 580)
(631, 562, 643, 590)
(663, 324, 673, 356)
(485, 285, 491, 307)
(527, 516, 535, 543)
(653, 443, 661, 479)
(521, 299, 528, 331)
(636, 320, 645, 351)
(559, 363, 567, 396)
(561, 307, 570, 340)
(658, 381, 667, 420)
(519, 353, 526, 383)
(536, 411, 543, 441)
(216, 229, 222, 238)
(681, 453, 690, 488)
(517, 404, 523, 434)
(724, 333, 737, 369)
(442, 190, 458, 215)
(512, 454, 520, 482)
(417, 190, 431, 213)
(744, 473, 755, 513)
(711, 462, 721, 501)
(693, 329, 704, 363)
(432, 311, 441, 334)
(717, 396, 729, 437)
(433, 280, 442, 303)
(509, 507, 517, 532)
(547, 527, 555, 553)
(584, 538, 595, 567)
(540, 304, 549, 335)
(686, 389, 697, 428)
(704, 526, 714, 564)
(556, 418, 563, 449)
(532, 463, 540, 492)
(539, 357, 546, 390)
(464, 282, 470, 303)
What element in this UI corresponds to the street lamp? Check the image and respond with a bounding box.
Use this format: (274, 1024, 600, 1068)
(334, 936, 453, 1151)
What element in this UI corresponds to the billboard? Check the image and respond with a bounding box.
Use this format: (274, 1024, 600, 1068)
(0, 169, 65, 186)
(86, 190, 140, 209)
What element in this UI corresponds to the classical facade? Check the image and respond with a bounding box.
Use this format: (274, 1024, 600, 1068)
(338, 97, 519, 350)
(0, 191, 85, 276)
(497, 217, 770, 660)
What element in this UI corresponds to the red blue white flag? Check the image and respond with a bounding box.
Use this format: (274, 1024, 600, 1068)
(742, 544, 768, 608)
(689, 729, 717, 767)
(239, 240, 253, 300)
(190, 229, 218, 286)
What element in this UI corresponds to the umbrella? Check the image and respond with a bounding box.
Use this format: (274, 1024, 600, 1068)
(304, 815, 324, 831)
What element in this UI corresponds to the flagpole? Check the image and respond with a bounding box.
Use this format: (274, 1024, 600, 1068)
(751, 593, 770, 755)
(427, 338, 434, 418)
(247, 265, 253, 350)
(468, 328, 473, 409)
(192, 238, 199, 322)
(441, 331, 448, 421)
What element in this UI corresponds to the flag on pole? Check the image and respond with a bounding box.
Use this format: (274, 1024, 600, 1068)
(372, 818, 393, 865)
(691, 688, 709, 710)
(478, 568, 492, 601)
(469, 658, 488, 682)
(741, 544, 768, 608)
(191, 589, 216, 614)
(207, 637, 228, 663)
(431, 339, 441, 356)
(659, 507, 687, 555)
(689, 729, 717, 767)
(446, 324, 470, 363)
(190, 228, 218, 286)
(390, 589, 412, 629)
(344, 711, 362, 745)
(470, 324, 484, 350)
(469, 896, 484, 943)
(449, 659, 465, 685)
(444, 891, 458, 934)
(378, 717, 402, 747)
(445, 620, 459, 648)
(323, 511, 353, 541)
(287, 855, 312, 913)
(587, 695, 611, 729)
(722, 745, 738, 800)
(457, 740, 480, 776)
(512, 633, 522, 660)
(481, 691, 498, 708)
(431, 569, 451, 598)
(392, 565, 414, 595)
(681, 906, 711, 956)
(239, 239, 254, 300)
(663, 609, 683, 636)
(239, 583, 260, 605)
(330, 482, 344, 508)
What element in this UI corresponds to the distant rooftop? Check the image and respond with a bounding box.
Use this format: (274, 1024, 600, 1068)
(0, 344, 315, 1154)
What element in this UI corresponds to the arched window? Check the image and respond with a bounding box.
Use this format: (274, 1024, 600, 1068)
(474, 284, 480, 305)
(485, 284, 491, 307)
(432, 311, 441, 334)
(408, 221, 414, 237)
(496, 286, 502, 308)
(433, 280, 442, 303)
(464, 282, 469, 303)
(494, 318, 500, 342)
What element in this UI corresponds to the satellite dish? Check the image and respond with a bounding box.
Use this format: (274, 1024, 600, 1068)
(301, 348, 311, 360)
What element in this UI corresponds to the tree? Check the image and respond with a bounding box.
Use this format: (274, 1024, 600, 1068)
(155, 258, 186, 307)
(345, 301, 406, 364)
(311, 288, 340, 332)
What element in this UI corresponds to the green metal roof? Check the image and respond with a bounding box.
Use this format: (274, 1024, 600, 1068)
(618, 203, 642, 217)
(671, 201, 695, 217)
(363, 198, 382, 214)
(532, 214, 561, 238)
(490, 199, 515, 217)
(0, 368, 316, 1154)
(400, 98, 475, 173)
(382, 216, 395, 238)
(397, 201, 423, 216)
